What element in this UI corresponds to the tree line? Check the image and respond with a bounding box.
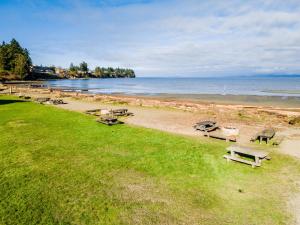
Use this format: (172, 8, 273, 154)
(68, 62, 135, 78)
(0, 38, 135, 81)
(0, 39, 32, 81)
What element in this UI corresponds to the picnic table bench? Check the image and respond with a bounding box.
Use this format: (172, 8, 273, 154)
(224, 145, 270, 168)
(204, 133, 237, 142)
(97, 116, 124, 126)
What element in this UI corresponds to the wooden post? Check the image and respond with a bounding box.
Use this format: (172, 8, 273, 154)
(205, 131, 209, 137)
(9, 86, 12, 94)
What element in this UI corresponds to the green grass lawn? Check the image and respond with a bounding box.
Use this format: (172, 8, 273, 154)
(0, 96, 299, 225)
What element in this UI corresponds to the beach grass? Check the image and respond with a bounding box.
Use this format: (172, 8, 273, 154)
(0, 95, 299, 225)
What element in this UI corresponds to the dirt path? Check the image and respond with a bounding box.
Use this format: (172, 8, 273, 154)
(55, 98, 266, 142)
(279, 128, 300, 159)
(56, 98, 202, 136)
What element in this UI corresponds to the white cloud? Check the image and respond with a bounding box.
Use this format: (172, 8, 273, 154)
(13, 0, 300, 76)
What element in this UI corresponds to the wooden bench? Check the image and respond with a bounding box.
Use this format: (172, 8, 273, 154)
(204, 133, 236, 142)
(97, 116, 124, 126)
(224, 145, 270, 168)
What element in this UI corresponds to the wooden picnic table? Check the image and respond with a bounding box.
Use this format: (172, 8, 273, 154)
(251, 128, 275, 144)
(112, 109, 128, 113)
(111, 109, 133, 117)
(224, 145, 270, 168)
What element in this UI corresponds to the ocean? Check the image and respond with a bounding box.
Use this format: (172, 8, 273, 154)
(45, 76, 300, 97)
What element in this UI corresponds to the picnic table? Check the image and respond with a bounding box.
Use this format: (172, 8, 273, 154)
(194, 120, 218, 132)
(35, 97, 50, 104)
(251, 128, 275, 144)
(111, 109, 134, 117)
(224, 145, 270, 168)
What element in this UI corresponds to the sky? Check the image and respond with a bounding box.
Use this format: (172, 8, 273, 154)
(1, 0, 300, 77)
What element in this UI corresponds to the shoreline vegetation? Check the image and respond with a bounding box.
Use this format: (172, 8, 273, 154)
(0, 38, 135, 82)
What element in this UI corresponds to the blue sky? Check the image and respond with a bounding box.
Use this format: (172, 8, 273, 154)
(1, 0, 300, 76)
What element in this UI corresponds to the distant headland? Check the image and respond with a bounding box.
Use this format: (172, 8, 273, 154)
(0, 38, 135, 81)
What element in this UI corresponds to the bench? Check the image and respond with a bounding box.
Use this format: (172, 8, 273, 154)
(97, 116, 124, 126)
(204, 133, 236, 142)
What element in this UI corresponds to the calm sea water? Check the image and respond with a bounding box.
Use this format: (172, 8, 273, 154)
(45, 77, 300, 97)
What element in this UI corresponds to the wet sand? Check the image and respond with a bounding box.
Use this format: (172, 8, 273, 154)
(136, 93, 300, 108)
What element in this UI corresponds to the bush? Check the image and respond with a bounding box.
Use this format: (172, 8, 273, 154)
(289, 116, 300, 125)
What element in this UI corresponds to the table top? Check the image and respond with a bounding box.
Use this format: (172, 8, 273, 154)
(227, 145, 269, 158)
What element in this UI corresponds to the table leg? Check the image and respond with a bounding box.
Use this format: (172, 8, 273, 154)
(259, 136, 262, 144)
(231, 150, 235, 157)
(255, 156, 260, 166)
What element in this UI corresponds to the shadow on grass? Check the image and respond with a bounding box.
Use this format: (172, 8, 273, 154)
(0, 99, 25, 105)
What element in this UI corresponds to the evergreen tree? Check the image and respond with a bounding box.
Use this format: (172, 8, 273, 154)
(79, 61, 88, 73)
(0, 38, 32, 80)
(0, 42, 9, 71)
(69, 63, 76, 72)
(13, 53, 28, 79)
(94, 66, 103, 77)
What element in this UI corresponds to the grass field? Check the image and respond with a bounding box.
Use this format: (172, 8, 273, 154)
(0, 95, 299, 225)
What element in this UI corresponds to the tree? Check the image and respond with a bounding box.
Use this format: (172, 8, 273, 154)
(0, 38, 32, 80)
(79, 61, 88, 73)
(92, 66, 135, 78)
(94, 66, 103, 77)
(0, 42, 9, 71)
(13, 53, 28, 79)
(23, 48, 32, 68)
(7, 39, 24, 71)
(69, 63, 76, 72)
